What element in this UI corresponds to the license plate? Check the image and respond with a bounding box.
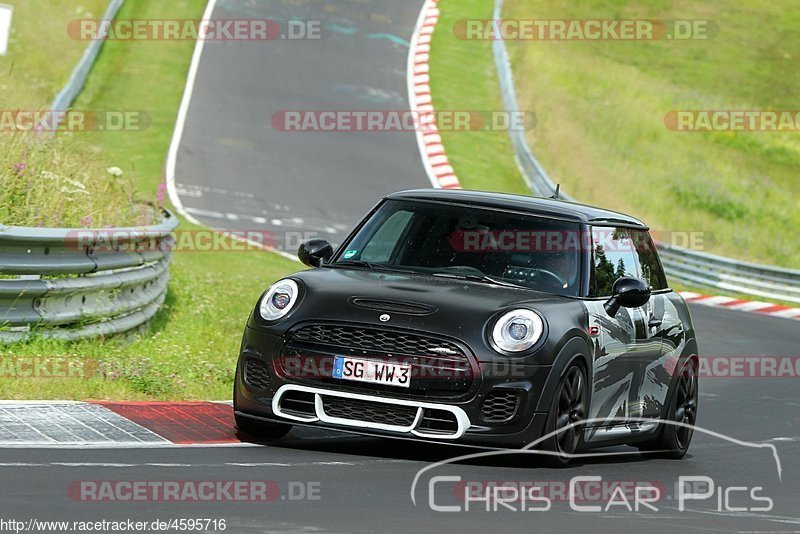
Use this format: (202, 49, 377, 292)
(332, 356, 411, 388)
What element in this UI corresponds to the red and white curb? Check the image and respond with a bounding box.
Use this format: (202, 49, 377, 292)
(679, 291, 800, 320)
(408, 0, 461, 190)
(0, 401, 248, 447)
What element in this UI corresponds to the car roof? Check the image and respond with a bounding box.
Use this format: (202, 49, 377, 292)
(387, 189, 648, 228)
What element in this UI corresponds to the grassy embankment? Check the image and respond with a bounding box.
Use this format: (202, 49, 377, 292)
(431, 0, 799, 270)
(0, 0, 297, 399)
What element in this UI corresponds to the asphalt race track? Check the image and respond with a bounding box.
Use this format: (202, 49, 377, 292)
(172, 0, 429, 252)
(2, 0, 798, 532)
(1, 305, 799, 532)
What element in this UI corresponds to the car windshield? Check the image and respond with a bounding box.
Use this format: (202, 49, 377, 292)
(331, 199, 582, 296)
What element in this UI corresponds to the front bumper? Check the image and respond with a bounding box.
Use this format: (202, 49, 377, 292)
(235, 325, 553, 448)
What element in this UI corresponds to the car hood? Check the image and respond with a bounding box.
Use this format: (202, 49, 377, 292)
(249, 267, 584, 362)
(297, 266, 563, 313)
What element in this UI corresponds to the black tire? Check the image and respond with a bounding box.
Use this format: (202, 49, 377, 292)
(637, 358, 698, 459)
(539, 361, 587, 467)
(233, 362, 292, 441)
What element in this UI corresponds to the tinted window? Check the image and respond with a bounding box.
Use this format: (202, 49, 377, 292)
(334, 200, 583, 296)
(359, 210, 413, 262)
(591, 227, 639, 297)
(632, 230, 669, 290)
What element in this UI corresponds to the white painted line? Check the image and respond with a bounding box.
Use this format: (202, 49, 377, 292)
(0, 442, 260, 449)
(692, 295, 738, 306)
(182, 206, 225, 219)
(163, 0, 298, 263)
(164, 0, 218, 228)
(770, 307, 800, 318)
(724, 300, 773, 312)
(0, 4, 12, 56)
(0, 460, 410, 468)
(0, 400, 84, 405)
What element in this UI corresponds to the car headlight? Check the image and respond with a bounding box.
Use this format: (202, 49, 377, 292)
(259, 279, 300, 321)
(491, 309, 544, 353)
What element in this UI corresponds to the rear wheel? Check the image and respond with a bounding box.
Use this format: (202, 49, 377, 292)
(540, 362, 587, 466)
(233, 362, 292, 441)
(637, 358, 698, 459)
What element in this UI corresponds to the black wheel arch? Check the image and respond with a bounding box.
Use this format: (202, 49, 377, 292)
(657, 337, 699, 422)
(534, 335, 593, 414)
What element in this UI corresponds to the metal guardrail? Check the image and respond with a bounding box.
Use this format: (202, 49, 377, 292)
(658, 244, 800, 304)
(49, 0, 126, 130)
(0, 210, 179, 342)
(491, 0, 567, 201)
(0, 0, 171, 342)
(491, 0, 800, 302)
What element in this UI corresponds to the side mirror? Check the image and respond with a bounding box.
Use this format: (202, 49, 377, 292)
(298, 239, 333, 267)
(604, 276, 651, 317)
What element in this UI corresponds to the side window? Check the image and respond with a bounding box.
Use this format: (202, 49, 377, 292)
(632, 230, 669, 291)
(591, 227, 639, 297)
(359, 210, 413, 262)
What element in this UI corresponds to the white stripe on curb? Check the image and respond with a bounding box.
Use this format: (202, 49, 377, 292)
(408, 0, 461, 190)
(679, 291, 800, 321)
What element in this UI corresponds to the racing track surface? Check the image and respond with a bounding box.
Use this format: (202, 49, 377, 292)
(0, 307, 798, 532)
(2, 1, 798, 532)
(171, 0, 429, 251)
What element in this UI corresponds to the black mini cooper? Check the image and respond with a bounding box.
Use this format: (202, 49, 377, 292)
(234, 189, 699, 463)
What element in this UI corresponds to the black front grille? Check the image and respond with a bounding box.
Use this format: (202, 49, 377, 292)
(244, 358, 271, 390)
(481, 391, 521, 423)
(322, 396, 418, 427)
(290, 324, 467, 360)
(279, 390, 315, 417)
(417, 408, 459, 434)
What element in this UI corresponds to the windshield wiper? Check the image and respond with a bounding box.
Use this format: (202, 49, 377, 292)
(330, 260, 379, 269)
(330, 261, 416, 275)
(431, 272, 522, 288)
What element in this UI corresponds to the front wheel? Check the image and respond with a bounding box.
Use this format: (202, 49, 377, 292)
(637, 358, 698, 459)
(539, 361, 587, 467)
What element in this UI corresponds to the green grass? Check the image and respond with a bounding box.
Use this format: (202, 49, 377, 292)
(0, 0, 108, 108)
(0, 0, 298, 400)
(0, 0, 147, 228)
(428, 0, 527, 194)
(498, 0, 800, 268)
(430, 0, 799, 303)
(0, 133, 155, 227)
